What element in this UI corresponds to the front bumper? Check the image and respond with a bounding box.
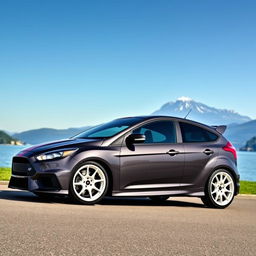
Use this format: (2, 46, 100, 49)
(8, 156, 71, 195)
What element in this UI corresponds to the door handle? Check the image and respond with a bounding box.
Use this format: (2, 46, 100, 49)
(167, 149, 180, 156)
(203, 149, 214, 155)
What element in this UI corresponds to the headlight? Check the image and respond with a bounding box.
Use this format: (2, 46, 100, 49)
(36, 149, 77, 161)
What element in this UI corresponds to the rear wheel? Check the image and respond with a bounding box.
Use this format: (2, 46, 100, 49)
(69, 161, 109, 205)
(202, 169, 235, 209)
(149, 195, 169, 202)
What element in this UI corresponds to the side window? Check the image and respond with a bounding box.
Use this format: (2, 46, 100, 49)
(179, 122, 218, 143)
(133, 121, 176, 144)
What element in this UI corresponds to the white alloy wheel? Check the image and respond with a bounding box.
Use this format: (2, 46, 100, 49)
(209, 171, 235, 207)
(72, 163, 107, 203)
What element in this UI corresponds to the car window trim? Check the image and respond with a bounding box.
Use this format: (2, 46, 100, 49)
(178, 121, 220, 143)
(125, 119, 179, 145)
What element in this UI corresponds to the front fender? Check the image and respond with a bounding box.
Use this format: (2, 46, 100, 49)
(71, 147, 121, 192)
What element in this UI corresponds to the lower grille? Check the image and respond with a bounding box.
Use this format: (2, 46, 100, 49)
(9, 176, 28, 190)
(37, 175, 61, 191)
(12, 157, 36, 176)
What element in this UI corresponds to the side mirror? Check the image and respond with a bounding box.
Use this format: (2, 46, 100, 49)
(127, 134, 146, 144)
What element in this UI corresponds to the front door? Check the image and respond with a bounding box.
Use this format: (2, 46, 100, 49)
(119, 120, 185, 192)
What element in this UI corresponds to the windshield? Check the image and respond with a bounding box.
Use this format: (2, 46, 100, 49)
(74, 117, 143, 139)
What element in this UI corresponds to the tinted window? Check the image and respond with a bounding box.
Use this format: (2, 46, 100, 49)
(133, 121, 176, 144)
(180, 122, 218, 143)
(75, 117, 142, 138)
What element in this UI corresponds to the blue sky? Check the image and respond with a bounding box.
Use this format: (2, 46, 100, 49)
(0, 0, 255, 132)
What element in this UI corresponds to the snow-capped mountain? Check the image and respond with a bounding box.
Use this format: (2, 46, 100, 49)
(152, 97, 251, 125)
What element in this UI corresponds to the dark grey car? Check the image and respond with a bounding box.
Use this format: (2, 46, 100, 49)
(9, 116, 239, 208)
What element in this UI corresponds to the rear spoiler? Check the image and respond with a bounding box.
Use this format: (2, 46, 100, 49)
(211, 125, 227, 134)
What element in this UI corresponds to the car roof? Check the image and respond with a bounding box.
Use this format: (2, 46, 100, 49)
(119, 115, 179, 120)
(118, 115, 218, 131)
(119, 115, 199, 123)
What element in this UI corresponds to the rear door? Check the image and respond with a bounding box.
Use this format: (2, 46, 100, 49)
(179, 122, 219, 189)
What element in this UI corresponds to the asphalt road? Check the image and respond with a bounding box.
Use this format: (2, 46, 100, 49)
(0, 185, 255, 256)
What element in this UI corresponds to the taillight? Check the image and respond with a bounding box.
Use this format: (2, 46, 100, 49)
(223, 141, 237, 160)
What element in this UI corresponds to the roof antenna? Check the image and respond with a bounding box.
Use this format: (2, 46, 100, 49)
(184, 109, 192, 119)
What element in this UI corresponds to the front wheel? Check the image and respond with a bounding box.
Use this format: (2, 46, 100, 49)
(201, 169, 235, 209)
(69, 161, 109, 205)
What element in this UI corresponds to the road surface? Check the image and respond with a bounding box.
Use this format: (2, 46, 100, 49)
(0, 185, 255, 256)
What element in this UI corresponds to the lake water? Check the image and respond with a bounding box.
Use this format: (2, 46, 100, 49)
(0, 145, 255, 181)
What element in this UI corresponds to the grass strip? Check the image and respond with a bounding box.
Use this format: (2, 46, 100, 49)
(0, 167, 11, 181)
(240, 181, 256, 194)
(1, 167, 256, 194)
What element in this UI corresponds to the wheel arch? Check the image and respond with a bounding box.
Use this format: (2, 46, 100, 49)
(204, 165, 239, 195)
(72, 157, 114, 196)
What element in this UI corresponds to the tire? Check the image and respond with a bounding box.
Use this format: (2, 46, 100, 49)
(201, 169, 235, 209)
(69, 161, 109, 205)
(149, 195, 169, 202)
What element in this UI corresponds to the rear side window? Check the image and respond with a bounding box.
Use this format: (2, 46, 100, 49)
(179, 122, 218, 143)
(133, 120, 176, 144)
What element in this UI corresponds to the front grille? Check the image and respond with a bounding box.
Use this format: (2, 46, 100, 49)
(12, 157, 36, 176)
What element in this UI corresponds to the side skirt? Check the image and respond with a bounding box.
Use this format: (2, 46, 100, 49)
(112, 190, 204, 197)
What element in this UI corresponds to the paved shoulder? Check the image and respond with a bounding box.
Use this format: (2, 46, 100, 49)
(0, 186, 256, 256)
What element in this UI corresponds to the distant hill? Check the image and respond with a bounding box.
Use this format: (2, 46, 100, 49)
(0, 130, 23, 145)
(14, 127, 91, 145)
(225, 120, 256, 149)
(240, 136, 256, 152)
(152, 96, 251, 125)
(12, 120, 256, 149)
(151, 97, 255, 148)
(6, 97, 255, 148)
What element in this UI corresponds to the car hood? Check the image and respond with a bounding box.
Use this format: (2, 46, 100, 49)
(16, 138, 103, 157)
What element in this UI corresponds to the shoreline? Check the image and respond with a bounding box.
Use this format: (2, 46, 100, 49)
(0, 144, 26, 146)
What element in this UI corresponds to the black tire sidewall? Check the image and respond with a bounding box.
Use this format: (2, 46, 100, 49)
(69, 161, 109, 205)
